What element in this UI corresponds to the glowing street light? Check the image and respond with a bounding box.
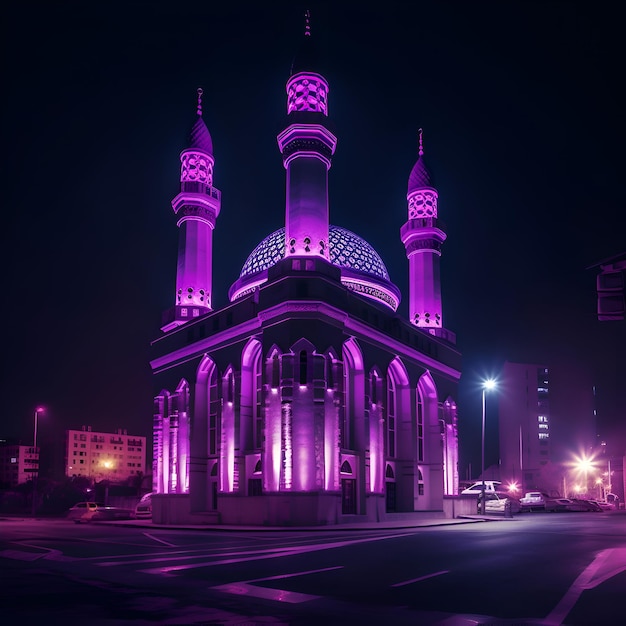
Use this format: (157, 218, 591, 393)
(567, 452, 598, 495)
(480, 379, 497, 515)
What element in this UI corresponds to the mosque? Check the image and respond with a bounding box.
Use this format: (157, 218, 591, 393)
(150, 16, 461, 525)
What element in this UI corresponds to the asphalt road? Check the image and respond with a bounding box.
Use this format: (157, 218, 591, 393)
(1, 512, 625, 625)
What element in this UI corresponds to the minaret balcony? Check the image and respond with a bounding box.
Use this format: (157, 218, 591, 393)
(180, 181, 221, 200)
(277, 124, 337, 159)
(400, 219, 446, 246)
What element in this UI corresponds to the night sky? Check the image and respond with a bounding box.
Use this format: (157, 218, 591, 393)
(2, 2, 625, 476)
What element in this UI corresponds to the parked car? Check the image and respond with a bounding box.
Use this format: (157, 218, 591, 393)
(544, 498, 584, 512)
(568, 498, 603, 512)
(67, 501, 133, 523)
(519, 492, 547, 510)
(67, 501, 102, 523)
(133, 492, 154, 519)
(591, 500, 613, 511)
(461, 481, 503, 495)
(477, 492, 521, 515)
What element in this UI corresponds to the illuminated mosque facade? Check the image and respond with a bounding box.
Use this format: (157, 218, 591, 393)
(150, 18, 461, 525)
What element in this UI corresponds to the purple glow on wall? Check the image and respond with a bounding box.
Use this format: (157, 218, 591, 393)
(281, 402, 293, 490)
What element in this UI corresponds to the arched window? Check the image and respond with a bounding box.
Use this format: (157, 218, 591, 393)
(342, 339, 364, 451)
(226, 370, 234, 404)
(371, 371, 378, 405)
(386, 376, 396, 457)
(271, 352, 280, 389)
(417, 387, 424, 462)
(340, 460, 353, 474)
(242, 339, 263, 450)
(208, 367, 218, 455)
(254, 351, 262, 448)
(326, 354, 334, 391)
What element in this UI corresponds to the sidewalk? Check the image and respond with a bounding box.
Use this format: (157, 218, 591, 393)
(99, 513, 516, 532)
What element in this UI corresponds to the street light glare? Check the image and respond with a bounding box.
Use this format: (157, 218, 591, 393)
(483, 379, 497, 391)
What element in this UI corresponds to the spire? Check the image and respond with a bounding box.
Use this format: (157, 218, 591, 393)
(291, 9, 321, 76)
(407, 127, 434, 193)
(196, 87, 203, 117)
(188, 88, 213, 155)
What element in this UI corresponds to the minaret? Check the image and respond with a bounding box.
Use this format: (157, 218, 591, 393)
(162, 89, 221, 332)
(400, 130, 447, 330)
(276, 10, 337, 260)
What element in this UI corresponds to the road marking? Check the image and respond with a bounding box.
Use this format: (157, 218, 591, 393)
(211, 582, 319, 603)
(142, 532, 177, 547)
(247, 565, 344, 583)
(543, 546, 626, 626)
(391, 570, 449, 587)
(140, 531, 415, 575)
(211, 566, 343, 604)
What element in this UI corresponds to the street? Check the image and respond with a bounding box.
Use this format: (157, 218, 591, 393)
(1, 513, 625, 625)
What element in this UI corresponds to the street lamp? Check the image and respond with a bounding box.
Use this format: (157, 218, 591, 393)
(481, 379, 497, 515)
(32, 406, 45, 517)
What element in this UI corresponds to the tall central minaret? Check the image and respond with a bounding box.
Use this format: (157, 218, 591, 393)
(400, 130, 447, 331)
(162, 89, 221, 332)
(276, 11, 337, 260)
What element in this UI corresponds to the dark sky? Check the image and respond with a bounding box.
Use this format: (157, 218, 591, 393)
(2, 2, 625, 474)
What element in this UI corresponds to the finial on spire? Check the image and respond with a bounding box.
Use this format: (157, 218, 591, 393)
(418, 128, 424, 157)
(197, 88, 203, 117)
(304, 9, 311, 36)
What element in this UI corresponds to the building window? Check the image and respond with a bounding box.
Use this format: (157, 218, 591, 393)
(299, 350, 307, 385)
(387, 377, 396, 457)
(254, 353, 263, 449)
(417, 388, 424, 462)
(209, 367, 218, 455)
(271, 353, 280, 389)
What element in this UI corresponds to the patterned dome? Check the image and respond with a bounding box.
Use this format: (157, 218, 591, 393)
(240, 226, 390, 280)
(232, 225, 400, 311)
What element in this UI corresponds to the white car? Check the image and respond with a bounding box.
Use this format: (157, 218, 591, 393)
(134, 492, 154, 519)
(461, 481, 502, 495)
(520, 492, 547, 510)
(477, 492, 521, 515)
(67, 502, 101, 523)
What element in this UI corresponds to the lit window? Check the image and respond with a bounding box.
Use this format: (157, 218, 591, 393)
(539, 433, 549, 439)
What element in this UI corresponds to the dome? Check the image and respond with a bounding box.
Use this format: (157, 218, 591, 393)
(231, 225, 400, 311)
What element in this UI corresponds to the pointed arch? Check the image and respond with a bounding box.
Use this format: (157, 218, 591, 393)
(342, 338, 364, 451)
(264, 345, 283, 490)
(189, 355, 218, 512)
(386, 357, 410, 459)
(168, 378, 190, 493)
(291, 338, 316, 387)
(267, 345, 282, 390)
(441, 395, 459, 495)
(340, 460, 353, 474)
(369, 366, 383, 407)
(241, 338, 263, 450)
(220, 364, 236, 492)
(415, 370, 443, 507)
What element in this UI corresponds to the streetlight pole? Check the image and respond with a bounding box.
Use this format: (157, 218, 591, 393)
(32, 407, 44, 517)
(480, 380, 496, 515)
